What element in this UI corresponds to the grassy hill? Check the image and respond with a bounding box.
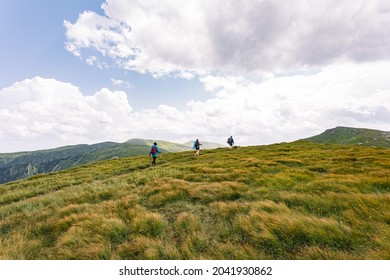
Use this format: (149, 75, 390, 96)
(305, 126, 390, 148)
(0, 141, 389, 260)
(125, 139, 190, 152)
(0, 141, 149, 184)
(0, 139, 223, 184)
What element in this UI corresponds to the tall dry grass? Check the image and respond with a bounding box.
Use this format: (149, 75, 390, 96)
(0, 141, 389, 259)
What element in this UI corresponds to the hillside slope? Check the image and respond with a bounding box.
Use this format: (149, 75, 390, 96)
(0, 139, 224, 184)
(0, 139, 189, 184)
(0, 141, 389, 260)
(125, 139, 190, 152)
(304, 126, 390, 148)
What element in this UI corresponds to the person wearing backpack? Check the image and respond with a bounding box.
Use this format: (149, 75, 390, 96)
(149, 142, 161, 165)
(193, 139, 202, 156)
(227, 136, 234, 148)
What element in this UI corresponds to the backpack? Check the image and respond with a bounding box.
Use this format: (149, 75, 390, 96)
(151, 147, 157, 155)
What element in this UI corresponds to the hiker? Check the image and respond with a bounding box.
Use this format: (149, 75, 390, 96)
(149, 142, 161, 165)
(193, 139, 202, 156)
(227, 136, 234, 148)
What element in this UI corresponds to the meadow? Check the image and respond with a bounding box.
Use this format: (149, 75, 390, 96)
(0, 141, 389, 259)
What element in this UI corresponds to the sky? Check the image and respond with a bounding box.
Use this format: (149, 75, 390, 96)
(1, 0, 390, 153)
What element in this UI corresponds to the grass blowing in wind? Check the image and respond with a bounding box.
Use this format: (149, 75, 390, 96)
(0, 141, 389, 260)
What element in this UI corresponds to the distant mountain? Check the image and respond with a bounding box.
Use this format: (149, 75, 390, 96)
(0, 138, 225, 184)
(125, 139, 225, 151)
(183, 140, 225, 150)
(0, 139, 189, 184)
(126, 139, 190, 152)
(304, 126, 390, 148)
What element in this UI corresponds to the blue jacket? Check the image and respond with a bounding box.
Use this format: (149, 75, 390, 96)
(193, 140, 201, 149)
(149, 145, 161, 157)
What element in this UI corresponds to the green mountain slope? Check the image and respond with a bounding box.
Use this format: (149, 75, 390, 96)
(0, 139, 224, 184)
(304, 126, 390, 148)
(0, 140, 188, 184)
(125, 139, 190, 152)
(0, 141, 389, 260)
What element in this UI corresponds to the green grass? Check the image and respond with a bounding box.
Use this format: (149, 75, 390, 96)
(0, 141, 389, 259)
(305, 126, 390, 148)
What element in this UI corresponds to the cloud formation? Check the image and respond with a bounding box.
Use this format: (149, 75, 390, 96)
(65, 0, 390, 76)
(2, 1, 389, 152)
(1, 61, 389, 152)
(0, 77, 133, 151)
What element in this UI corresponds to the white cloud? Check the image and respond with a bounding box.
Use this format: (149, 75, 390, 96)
(110, 78, 123, 86)
(111, 78, 132, 88)
(61, 0, 390, 146)
(86, 56, 97, 66)
(65, 0, 390, 76)
(85, 55, 108, 69)
(1, 61, 389, 152)
(64, 10, 134, 59)
(141, 61, 390, 145)
(0, 77, 134, 152)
